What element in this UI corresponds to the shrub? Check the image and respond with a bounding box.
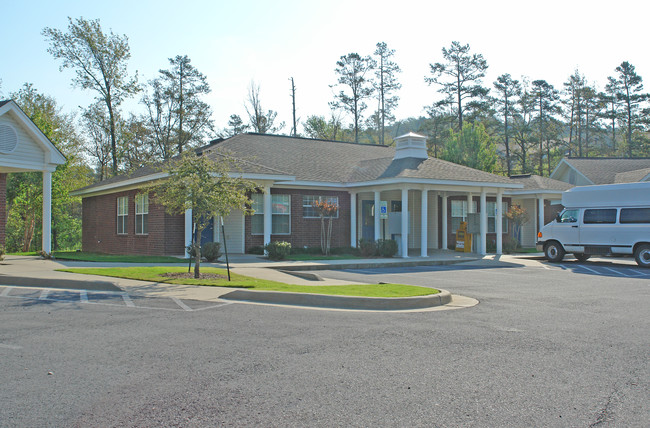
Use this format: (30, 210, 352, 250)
(358, 239, 378, 257)
(247, 245, 265, 255)
(0, 245, 4, 261)
(202, 242, 222, 262)
(264, 241, 291, 260)
(376, 239, 398, 257)
(502, 236, 520, 253)
(186, 244, 198, 258)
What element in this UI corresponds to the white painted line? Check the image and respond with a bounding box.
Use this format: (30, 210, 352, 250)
(628, 268, 650, 277)
(193, 301, 234, 311)
(0, 343, 22, 350)
(171, 297, 193, 311)
(0, 286, 13, 297)
(579, 265, 602, 275)
(601, 266, 630, 277)
(39, 289, 51, 300)
(121, 293, 135, 307)
(80, 290, 88, 303)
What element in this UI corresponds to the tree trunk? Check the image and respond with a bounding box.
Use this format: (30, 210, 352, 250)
(504, 95, 511, 176)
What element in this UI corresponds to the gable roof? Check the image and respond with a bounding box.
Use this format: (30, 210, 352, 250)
(553, 157, 650, 185)
(0, 99, 66, 171)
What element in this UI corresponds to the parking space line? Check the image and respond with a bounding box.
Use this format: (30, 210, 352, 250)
(601, 266, 630, 277)
(193, 301, 234, 311)
(80, 290, 88, 303)
(39, 289, 51, 300)
(171, 297, 192, 311)
(578, 265, 601, 275)
(0, 286, 13, 297)
(628, 268, 649, 277)
(121, 293, 135, 307)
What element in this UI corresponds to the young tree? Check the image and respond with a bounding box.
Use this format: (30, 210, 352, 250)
(493, 74, 521, 176)
(303, 114, 343, 141)
(608, 61, 648, 157)
(43, 17, 139, 176)
(149, 152, 259, 278)
(531, 80, 560, 175)
(221, 114, 250, 137)
(312, 199, 339, 256)
(442, 122, 497, 173)
(373, 42, 401, 145)
(245, 82, 284, 134)
(330, 53, 376, 143)
(425, 41, 489, 130)
(142, 55, 212, 158)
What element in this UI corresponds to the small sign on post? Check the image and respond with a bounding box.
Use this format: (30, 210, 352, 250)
(379, 201, 388, 220)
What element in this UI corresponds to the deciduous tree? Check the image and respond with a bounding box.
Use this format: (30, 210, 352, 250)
(245, 82, 284, 134)
(43, 17, 139, 176)
(493, 74, 520, 176)
(149, 152, 258, 278)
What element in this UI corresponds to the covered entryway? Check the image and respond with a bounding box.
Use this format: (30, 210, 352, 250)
(0, 100, 66, 253)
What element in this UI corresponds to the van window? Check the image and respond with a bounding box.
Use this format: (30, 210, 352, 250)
(559, 209, 579, 223)
(584, 209, 617, 224)
(620, 208, 650, 224)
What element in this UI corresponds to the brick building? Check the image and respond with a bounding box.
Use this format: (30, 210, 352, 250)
(73, 133, 569, 257)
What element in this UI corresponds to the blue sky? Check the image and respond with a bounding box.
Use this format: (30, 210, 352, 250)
(1, 0, 648, 135)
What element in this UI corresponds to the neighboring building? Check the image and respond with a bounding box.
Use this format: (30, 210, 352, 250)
(73, 133, 567, 257)
(0, 100, 66, 252)
(551, 157, 650, 185)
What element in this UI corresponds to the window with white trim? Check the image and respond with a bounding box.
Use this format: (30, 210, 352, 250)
(251, 193, 291, 234)
(117, 196, 128, 235)
(135, 193, 149, 235)
(487, 201, 508, 233)
(302, 195, 339, 218)
(451, 200, 477, 232)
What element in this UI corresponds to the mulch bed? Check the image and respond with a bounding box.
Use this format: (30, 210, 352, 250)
(162, 272, 228, 280)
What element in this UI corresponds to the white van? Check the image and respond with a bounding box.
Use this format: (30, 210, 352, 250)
(536, 182, 650, 267)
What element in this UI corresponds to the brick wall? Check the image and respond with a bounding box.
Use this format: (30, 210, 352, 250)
(82, 189, 185, 256)
(0, 173, 6, 248)
(245, 188, 351, 252)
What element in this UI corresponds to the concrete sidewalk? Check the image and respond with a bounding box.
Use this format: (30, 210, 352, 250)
(0, 251, 485, 310)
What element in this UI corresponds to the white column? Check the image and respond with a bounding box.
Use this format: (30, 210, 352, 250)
(184, 208, 193, 258)
(496, 189, 503, 255)
(374, 191, 381, 241)
(350, 192, 357, 248)
(467, 192, 474, 213)
(42, 171, 52, 254)
(401, 188, 409, 258)
(431, 191, 439, 249)
(480, 188, 487, 255)
(441, 193, 448, 250)
(421, 189, 428, 257)
(538, 196, 545, 233)
(263, 185, 272, 247)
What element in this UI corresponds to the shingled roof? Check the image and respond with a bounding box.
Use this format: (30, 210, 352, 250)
(74, 133, 523, 195)
(560, 158, 650, 184)
(507, 174, 573, 192)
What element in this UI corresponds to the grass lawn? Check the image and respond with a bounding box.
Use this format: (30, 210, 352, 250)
(52, 251, 187, 263)
(58, 266, 439, 298)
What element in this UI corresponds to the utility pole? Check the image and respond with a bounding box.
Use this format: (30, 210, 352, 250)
(290, 77, 297, 136)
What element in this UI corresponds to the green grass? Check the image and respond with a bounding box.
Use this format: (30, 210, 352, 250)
(58, 266, 438, 298)
(51, 251, 187, 263)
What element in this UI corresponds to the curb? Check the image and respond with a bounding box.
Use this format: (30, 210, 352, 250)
(220, 288, 452, 311)
(270, 258, 479, 272)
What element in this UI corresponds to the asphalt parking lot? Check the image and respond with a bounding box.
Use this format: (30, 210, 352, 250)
(1, 257, 648, 427)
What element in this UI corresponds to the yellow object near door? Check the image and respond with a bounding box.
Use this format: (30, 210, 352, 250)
(455, 222, 472, 252)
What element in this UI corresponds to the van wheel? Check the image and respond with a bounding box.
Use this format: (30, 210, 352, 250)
(634, 244, 650, 268)
(544, 241, 565, 262)
(574, 253, 590, 262)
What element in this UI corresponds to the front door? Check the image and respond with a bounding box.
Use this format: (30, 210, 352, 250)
(554, 209, 580, 249)
(361, 200, 375, 241)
